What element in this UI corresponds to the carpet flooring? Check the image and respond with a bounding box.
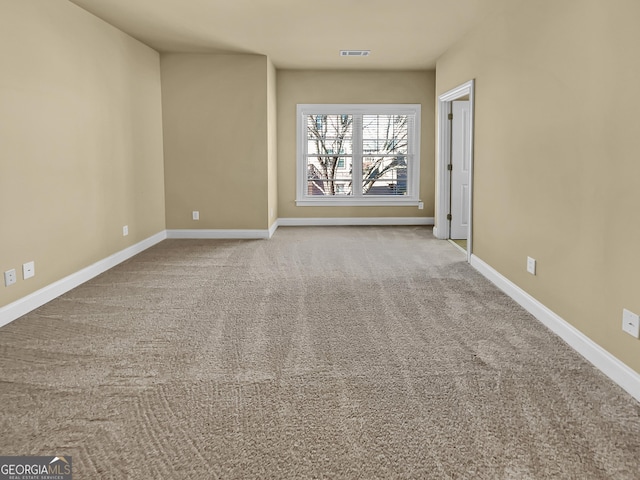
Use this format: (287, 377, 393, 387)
(1, 226, 639, 479)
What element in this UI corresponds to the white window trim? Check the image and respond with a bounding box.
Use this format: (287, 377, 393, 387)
(296, 104, 421, 207)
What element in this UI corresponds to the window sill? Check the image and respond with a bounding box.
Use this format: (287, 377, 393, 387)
(296, 198, 421, 207)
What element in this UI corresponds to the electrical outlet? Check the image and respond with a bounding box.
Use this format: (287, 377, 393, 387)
(622, 309, 640, 338)
(123, 225, 129, 236)
(527, 257, 536, 275)
(418, 202, 424, 210)
(23, 261, 35, 280)
(192, 211, 200, 221)
(4, 269, 17, 287)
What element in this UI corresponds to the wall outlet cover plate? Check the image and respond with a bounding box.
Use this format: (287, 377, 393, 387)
(622, 309, 640, 338)
(23, 261, 35, 279)
(4, 269, 17, 286)
(527, 257, 536, 275)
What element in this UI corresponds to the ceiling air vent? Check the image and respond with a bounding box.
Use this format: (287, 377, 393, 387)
(340, 50, 370, 57)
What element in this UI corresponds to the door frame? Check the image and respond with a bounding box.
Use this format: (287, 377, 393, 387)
(435, 79, 475, 261)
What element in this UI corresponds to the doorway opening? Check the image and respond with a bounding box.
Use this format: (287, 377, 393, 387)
(435, 80, 475, 261)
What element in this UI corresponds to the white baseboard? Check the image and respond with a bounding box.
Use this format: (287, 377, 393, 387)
(448, 239, 467, 254)
(470, 254, 640, 403)
(278, 217, 434, 227)
(0, 231, 167, 329)
(166, 229, 272, 239)
(167, 219, 433, 238)
(268, 220, 279, 239)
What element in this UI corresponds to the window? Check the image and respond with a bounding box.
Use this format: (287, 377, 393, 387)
(297, 104, 421, 206)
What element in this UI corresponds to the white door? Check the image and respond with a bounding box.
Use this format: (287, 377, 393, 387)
(450, 101, 471, 240)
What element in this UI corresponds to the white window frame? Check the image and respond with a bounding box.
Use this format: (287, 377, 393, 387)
(296, 104, 421, 206)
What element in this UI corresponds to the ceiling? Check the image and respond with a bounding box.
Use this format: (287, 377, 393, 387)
(68, 0, 504, 70)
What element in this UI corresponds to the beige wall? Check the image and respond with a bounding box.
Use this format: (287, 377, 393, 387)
(161, 54, 271, 230)
(0, 0, 165, 307)
(277, 70, 435, 219)
(436, 0, 640, 373)
(267, 58, 278, 227)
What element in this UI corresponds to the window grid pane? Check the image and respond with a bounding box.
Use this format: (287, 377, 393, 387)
(306, 156, 353, 196)
(362, 115, 409, 155)
(306, 115, 353, 140)
(307, 179, 353, 196)
(362, 151, 408, 195)
(307, 140, 353, 155)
